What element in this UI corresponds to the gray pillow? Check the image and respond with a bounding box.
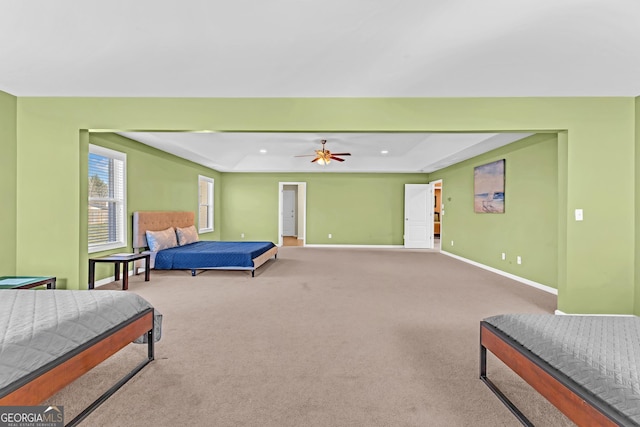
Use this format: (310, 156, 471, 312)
(176, 225, 199, 246)
(146, 227, 178, 252)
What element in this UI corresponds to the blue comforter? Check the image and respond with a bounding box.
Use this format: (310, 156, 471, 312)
(154, 241, 276, 270)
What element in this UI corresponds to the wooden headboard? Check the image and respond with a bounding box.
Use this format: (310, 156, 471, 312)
(132, 211, 195, 249)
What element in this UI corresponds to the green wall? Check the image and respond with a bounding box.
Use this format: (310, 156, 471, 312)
(429, 134, 558, 288)
(0, 90, 17, 275)
(221, 173, 426, 244)
(636, 97, 640, 314)
(83, 133, 222, 286)
(12, 97, 637, 313)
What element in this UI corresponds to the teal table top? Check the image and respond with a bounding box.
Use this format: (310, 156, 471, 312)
(0, 276, 56, 289)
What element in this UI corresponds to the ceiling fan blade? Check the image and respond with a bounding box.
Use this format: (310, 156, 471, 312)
(296, 139, 350, 165)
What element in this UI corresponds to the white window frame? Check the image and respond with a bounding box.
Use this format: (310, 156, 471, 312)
(198, 175, 214, 233)
(88, 144, 127, 253)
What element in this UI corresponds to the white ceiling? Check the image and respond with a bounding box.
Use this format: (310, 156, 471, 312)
(1, 0, 639, 97)
(118, 131, 532, 173)
(4, 1, 637, 172)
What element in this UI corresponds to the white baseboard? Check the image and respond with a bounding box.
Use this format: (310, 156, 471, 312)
(437, 257, 634, 316)
(440, 250, 558, 295)
(555, 309, 635, 316)
(93, 270, 134, 288)
(303, 244, 405, 249)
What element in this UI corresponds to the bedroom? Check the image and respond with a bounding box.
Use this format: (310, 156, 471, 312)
(81, 129, 558, 288)
(2, 1, 640, 425)
(1, 93, 639, 426)
(2, 97, 635, 315)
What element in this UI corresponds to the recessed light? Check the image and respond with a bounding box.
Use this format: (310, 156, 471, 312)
(259, 149, 267, 154)
(381, 150, 389, 154)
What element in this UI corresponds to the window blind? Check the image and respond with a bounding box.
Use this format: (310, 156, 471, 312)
(89, 145, 126, 251)
(198, 175, 214, 232)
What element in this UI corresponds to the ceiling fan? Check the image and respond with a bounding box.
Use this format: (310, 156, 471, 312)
(295, 139, 351, 165)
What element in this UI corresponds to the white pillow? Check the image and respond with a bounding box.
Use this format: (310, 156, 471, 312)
(146, 227, 178, 252)
(176, 225, 199, 246)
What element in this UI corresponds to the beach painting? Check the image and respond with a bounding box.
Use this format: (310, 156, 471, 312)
(474, 159, 505, 213)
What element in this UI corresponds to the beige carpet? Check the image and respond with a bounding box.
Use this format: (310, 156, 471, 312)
(45, 247, 573, 426)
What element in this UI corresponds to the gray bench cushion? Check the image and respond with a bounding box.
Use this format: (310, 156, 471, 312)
(0, 290, 154, 392)
(485, 314, 640, 424)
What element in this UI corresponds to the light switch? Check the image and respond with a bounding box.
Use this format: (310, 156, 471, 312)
(575, 209, 584, 221)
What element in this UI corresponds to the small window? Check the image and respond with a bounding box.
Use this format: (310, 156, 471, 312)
(88, 145, 127, 252)
(198, 175, 214, 232)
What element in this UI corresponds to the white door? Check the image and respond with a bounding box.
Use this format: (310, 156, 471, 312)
(404, 184, 434, 248)
(283, 190, 296, 236)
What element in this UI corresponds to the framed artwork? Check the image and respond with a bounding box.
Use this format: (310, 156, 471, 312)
(474, 159, 505, 213)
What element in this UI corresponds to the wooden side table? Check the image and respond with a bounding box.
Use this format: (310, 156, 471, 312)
(89, 253, 150, 290)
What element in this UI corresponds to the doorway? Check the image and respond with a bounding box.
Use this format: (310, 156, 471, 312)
(278, 182, 307, 247)
(431, 179, 443, 251)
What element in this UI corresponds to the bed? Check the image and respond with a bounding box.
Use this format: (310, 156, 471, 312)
(480, 314, 640, 426)
(0, 289, 159, 426)
(133, 211, 278, 277)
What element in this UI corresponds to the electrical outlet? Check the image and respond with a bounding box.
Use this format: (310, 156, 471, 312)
(517, 256, 522, 265)
(241, 233, 245, 238)
(451, 240, 454, 246)
(501, 253, 506, 260)
(328, 233, 332, 239)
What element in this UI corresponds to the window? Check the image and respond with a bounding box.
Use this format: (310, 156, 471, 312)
(88, 145, 126, 252)
(198, 175, 214, 232)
